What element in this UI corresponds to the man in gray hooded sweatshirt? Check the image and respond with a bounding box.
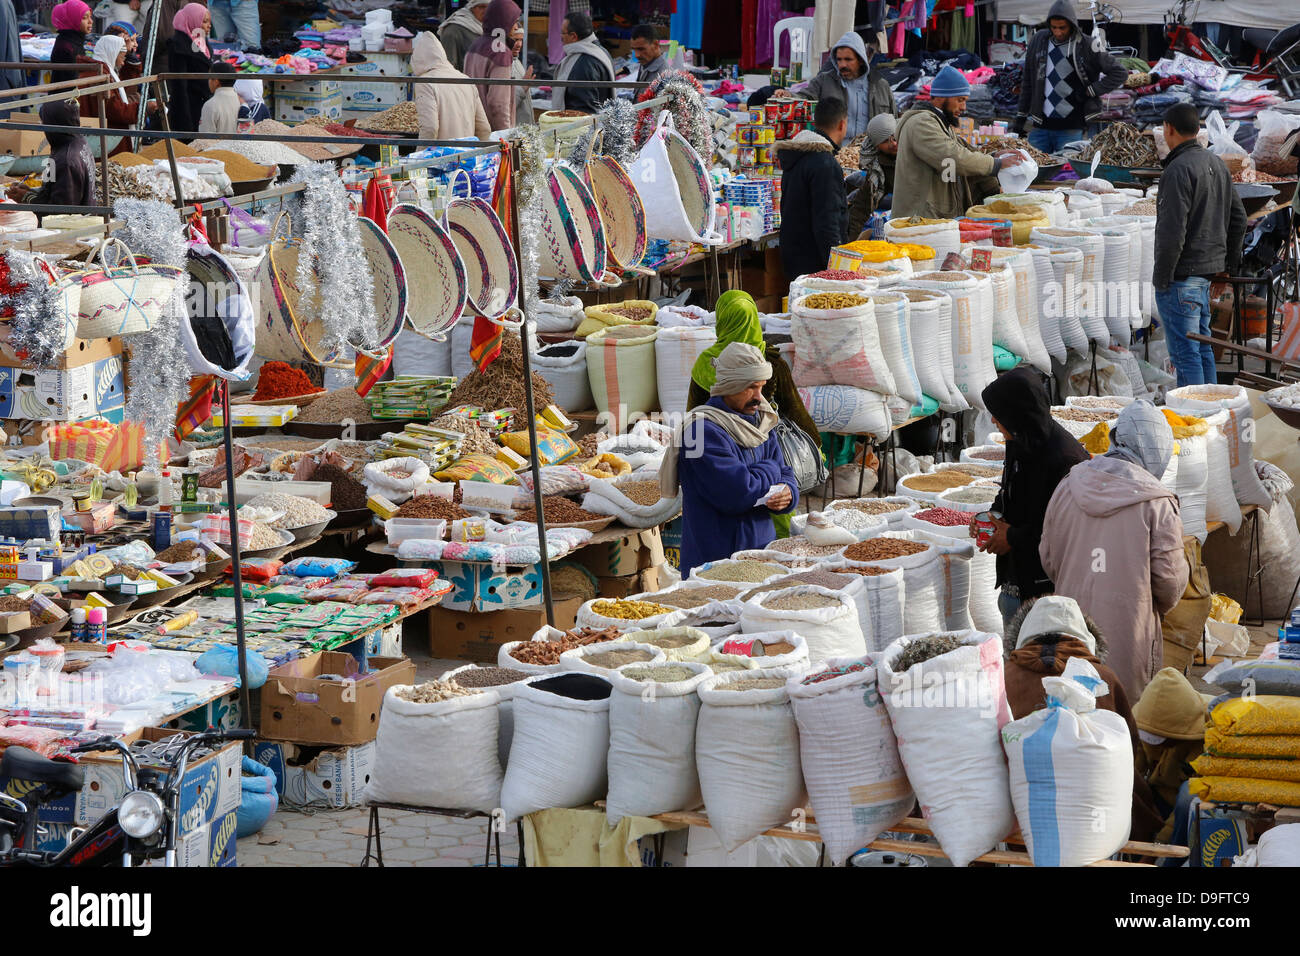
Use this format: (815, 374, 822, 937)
(1014, 0, 1127, 154)
(1039, 401, 1189, 701)
(798, 30, 894, 140)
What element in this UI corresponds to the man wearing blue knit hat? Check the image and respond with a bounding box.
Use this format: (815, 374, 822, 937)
(893, 64, 1026, 219)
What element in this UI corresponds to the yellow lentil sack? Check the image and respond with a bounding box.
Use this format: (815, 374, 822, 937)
(1188, 776, 1300, 806)
(1204, 727, 1300, 759)
(966, 200, 1051, 245)
(433, 454, 518, 484)
(1192, 754, 1300, 783)
(1208, 695, 1300, 736)
(576, 300, 658, 338)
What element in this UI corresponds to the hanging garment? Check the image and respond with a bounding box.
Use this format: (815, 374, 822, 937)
(672, 0, 706, 52)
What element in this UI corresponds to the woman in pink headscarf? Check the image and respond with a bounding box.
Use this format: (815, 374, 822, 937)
(166, 3, 214, 137)
(50, 1, 94, 64)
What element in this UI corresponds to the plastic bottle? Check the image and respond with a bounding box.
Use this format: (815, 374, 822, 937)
(158, 470, 174, 512)
(124, 472, 138, 508)
(69, 606, 87, 642)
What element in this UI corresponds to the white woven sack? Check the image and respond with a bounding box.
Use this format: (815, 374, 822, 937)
(695, 667, 806, 852)
(787, 657, 914, 865)
(986, 263, 1031, 363)
(905, 272, 994, 411)
(1039, 245, 1089, 352)
(823, 496, 917, 531)
(795, 384, 890, 436)
(792, 273, 878, 296)
(791, 293, 896, 394)
(1002, 657, 1133, 867)
(655, 325, 716, 416)
(740, 585, 866, 664)
(823, 562, 905, 651)
(989, 247, 1050, 372)
(968, 546, 1002, 635)
(393, 325, 452, 377)
(1107, 345, 1150, 401)
(534, 295, 585, 332)
(605, 661, 713, 826)
(619, 625, 714, 663)
(575, 596, 673, 631)
(1172, 424, 1209, 543)
(908, 526, 976, 632)
(1024, 245, 1067, 362)
(585, 326, 658, 427)
(1091, 228, 1136, 342)
(1060, 188, 1103, 222)
(498, 672, 613, 822)
(499, 627, 568, 676)
(363, 684, 503, 812)
(691, 558, 791, 587)
(559, 641, 666, 675)
(988, 191, 1068, 226)
(1030, 228, 1109, 345)
(884, 218, 960, 264)
(1083, 217, 1144, 330)
(1197, 409, 1239, 534)
(871, 292, 923, 405)
(877, 631, 1015, 867)
(1166, 386, 1271, 511)
(840, 529, 943, 634)
(708, 630, 811, 670)
(451, 314, 476, 381)
(898, 289, 966, 412)
(533, 339, 595, 412)
(659, 602, 744, 641)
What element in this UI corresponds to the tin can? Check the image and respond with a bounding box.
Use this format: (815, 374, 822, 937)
(756, 144, 773, 164)
(720, 638, 766, 658)
(739, 146, 757, 166)
(789, 61, 803, 82)
(991, 221, 1013, 247)
(792, 99, 808, 122)
(72, 491, 92, 513)
(764, 103, 781, 125)
(151, 511, 172, 552)
(973, 510, 1001, 548)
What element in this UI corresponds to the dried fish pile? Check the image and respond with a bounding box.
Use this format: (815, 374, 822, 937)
(1079, 123, 1157, 167)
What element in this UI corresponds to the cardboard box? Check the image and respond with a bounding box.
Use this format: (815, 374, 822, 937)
(427, 598, 582, 663)
(176, 808, 238, 867)
(260, 652, 415, 746)
(252, 739, 375, 809)
(0, 113, 106, 163)
(576, 527, 665, 578)
(0, 610, 31, 632)
(0, 335, 121, 371)
(0, 351, 126, 422)
(596, 566, 661, 599)
(431, 559, 546, 612)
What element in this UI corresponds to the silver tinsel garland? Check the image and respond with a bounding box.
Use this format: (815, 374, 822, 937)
(1, 250, 69, 370)
(567, 97, 638, 167)
(509, 124, 547, 317)
(115, 198, 194, 468)
(637, 71, 712, 160)
(286, 162, 378, 358)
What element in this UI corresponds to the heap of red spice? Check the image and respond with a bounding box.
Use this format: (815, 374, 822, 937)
(254, 362, 321, 401)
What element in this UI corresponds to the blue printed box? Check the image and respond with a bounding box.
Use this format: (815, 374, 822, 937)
(0, 352, 125, 421)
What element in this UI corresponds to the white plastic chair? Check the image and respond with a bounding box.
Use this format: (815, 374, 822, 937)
(774, 16, 816, 75)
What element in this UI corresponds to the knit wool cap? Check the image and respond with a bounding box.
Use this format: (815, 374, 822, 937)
(866, 112, 897, 145)
(930, 64, 971, 98)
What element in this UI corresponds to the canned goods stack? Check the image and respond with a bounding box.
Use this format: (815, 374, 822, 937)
(736, 122, 777, 177)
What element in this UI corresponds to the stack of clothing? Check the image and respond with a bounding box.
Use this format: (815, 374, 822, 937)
(1226, 86, 1284, 120)
(1096, 89, 1135, 123)
(1189, 692, 1300, 807)
(965, 81, 994, 121)
(1135, 85, 1193, 126)
(991, 63, 1023, 117)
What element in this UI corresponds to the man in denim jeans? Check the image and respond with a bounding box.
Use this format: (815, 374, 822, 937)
(1153, 103, 1247, 387)
(208, 0, 260, 51)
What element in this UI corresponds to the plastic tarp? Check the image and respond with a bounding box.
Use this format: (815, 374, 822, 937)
(994, 0, 1295, 30)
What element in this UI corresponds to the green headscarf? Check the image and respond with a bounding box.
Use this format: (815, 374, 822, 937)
(691, 290, 765, 392)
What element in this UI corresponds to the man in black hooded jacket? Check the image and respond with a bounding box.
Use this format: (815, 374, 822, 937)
(777, 97, 848, 281)
(976, 368, 1088, 627)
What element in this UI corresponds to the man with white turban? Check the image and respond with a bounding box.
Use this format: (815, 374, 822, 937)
(659, 342, 799, 575)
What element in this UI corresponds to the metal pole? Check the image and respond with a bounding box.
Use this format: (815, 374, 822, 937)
(220, 379, 252, 726)
(96, 93, 110, 223)
(507, 142, 555, 627)
(134, 0, 163, 135)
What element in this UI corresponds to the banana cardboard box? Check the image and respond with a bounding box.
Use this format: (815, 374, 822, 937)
(0, 352, 125, 422)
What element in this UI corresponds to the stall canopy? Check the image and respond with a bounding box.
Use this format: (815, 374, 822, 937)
(995, 0, 1296, 32)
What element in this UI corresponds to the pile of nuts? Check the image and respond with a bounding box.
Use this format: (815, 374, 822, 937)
(842, 538, 929, 562)
(395, 680, 481, 703)
(617, 480, 664, 506)
(508, 627, 619, 665)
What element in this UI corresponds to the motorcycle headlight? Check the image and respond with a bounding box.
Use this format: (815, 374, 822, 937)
(118, 791, 165, 839)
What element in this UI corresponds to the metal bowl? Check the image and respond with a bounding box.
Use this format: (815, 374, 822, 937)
(242, 528, 297, 561)
(1033, 162, 1066, 183)
(284, 512, 336, 543)
(55, 593, 138, 627)
(1264, 398, 1300, 430)
(327, 506, 372, 529)
(10, 496, 65, 509)
(284, 419, 406, 441)
(1235, 182, 1280, 216)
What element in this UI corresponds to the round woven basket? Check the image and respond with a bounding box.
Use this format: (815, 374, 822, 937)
(537, 165, 607, 283)
(446, 198, 519, 318)
(586, 154, 647, 273)
(77, 238, 185, 338)
(664, 127, 713, 235)
(386, 203, 467, 341)
(358, 216, 407, 350)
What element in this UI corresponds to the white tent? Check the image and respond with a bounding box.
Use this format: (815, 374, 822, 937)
(995, 0, 1295, 32)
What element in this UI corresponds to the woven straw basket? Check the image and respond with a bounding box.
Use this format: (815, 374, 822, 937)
(584, 135, 648, 274)
(386, 203, 467, 341)
(537, 164, 607, 284)
(447, 198, 519, 318)
(77, 238, 184, 338)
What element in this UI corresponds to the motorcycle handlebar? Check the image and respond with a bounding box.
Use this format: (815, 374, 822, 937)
(68, 736, 118, 754)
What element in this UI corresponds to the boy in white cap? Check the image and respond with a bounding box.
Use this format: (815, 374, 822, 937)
(847, 111, 898, 238)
